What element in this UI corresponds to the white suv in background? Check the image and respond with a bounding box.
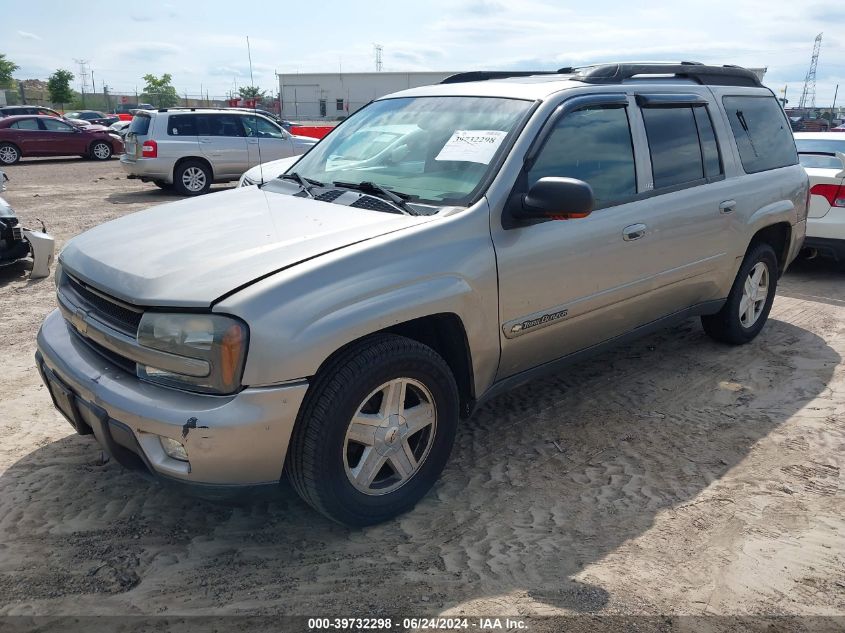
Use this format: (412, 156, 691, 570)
(795, 132, 845, 262)
(121, 108, 317, 195)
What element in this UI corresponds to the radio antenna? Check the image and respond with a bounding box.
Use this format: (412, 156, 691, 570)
(247, 36, 264, 186)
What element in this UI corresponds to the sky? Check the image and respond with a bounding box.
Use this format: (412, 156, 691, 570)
(2, 0, 844, 106)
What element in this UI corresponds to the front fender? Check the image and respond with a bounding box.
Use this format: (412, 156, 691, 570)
(216, 203, 500, 395)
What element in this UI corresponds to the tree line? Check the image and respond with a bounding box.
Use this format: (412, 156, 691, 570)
(0, 53, 268, 111)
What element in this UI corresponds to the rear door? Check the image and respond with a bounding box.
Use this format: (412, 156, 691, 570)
(7, 117, 42, 154)
(39, 117, 87, 154)
(241, 114, 295, 166)
(196, 113, 249, 179)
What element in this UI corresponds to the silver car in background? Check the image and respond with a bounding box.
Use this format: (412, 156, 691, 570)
(121, 108, 317, 195)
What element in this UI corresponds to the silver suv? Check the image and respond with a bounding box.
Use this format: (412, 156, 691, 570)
(120, 108, 317, 195)
(37, 63, 807, 526)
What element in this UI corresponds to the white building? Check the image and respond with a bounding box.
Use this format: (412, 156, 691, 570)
(278, 67, 769, 121)
(277, 71, 458, 120)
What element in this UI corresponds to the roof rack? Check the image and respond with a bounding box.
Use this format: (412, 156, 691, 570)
(571, 62, 761, 87)
(440, 71, 561, 84)
(440, 63, 762, 87)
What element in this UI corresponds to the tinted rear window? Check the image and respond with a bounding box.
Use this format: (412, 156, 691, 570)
(642, 107, 704, 188)
(128, 114, 151, 135)
(723, 96, 797, 173)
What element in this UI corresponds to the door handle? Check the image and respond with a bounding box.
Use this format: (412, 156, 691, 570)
(719, 199, 736, 214)
(622, 223, 647, 241)
(247, 139, 259, 145)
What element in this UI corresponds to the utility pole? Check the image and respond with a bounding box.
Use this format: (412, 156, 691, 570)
(832, 84, 839, 112)
(103, 84, 111, 112)
(74, 58, 90, 108)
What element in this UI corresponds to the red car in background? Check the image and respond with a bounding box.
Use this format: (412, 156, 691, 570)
(0, 115, 124, 165)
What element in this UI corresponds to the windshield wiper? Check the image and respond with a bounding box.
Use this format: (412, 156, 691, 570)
(332, 181, 419, 215)
(279, 172, 323, 197)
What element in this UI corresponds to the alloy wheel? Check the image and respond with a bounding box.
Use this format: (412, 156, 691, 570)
(182, 167, 207, 192)
(343, 377, 437, 495)
(0, 146, 18, 164)
(739, 261, 769, 328)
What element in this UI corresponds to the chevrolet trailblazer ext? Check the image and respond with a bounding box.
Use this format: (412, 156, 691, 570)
(36, 63, 807, 526)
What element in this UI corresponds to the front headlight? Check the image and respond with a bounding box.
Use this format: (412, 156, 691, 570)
(136, 313, 248, 394)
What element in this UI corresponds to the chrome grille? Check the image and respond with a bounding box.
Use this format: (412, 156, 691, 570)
(60, 273, 142, 336)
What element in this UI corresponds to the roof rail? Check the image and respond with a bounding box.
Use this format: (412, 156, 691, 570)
(440, 70, 561, 84)
(572, 62, 761, 87)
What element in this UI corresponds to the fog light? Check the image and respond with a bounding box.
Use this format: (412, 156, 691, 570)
(160, 436, 188, 462)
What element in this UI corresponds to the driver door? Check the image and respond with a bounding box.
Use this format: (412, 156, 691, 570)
(38, 117, 87, 154)
(492, 95, 661, 378)
(241, 115, 295, 165)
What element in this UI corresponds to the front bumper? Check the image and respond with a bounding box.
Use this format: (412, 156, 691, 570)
(36, 309, 309, 487)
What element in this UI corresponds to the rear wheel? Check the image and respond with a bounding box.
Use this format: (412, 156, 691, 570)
(286, 334, 459, 526)
(0, 143, 20, 165)
(173, 160, 211, 196)
(89, 141, 112, 160)
(702, 242, 778, 344)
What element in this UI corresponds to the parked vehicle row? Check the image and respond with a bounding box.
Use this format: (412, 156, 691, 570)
(35, 63, 808, 527)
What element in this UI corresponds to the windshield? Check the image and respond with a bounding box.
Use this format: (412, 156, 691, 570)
(796, 138, 845, 169)
(287, 96, 532, 206)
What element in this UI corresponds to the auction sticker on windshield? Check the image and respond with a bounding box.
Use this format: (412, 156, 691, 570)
(435, 130, 507, 164)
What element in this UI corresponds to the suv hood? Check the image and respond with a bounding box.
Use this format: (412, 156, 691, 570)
(61, 186, 432, 307)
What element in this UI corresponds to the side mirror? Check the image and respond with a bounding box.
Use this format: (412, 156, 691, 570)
(513, 177, 595, 221)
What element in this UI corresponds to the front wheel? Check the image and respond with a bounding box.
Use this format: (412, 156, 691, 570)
(89, 141, 112, 160)
(286, 334, 459, 526)
(702, 242, 778, 344)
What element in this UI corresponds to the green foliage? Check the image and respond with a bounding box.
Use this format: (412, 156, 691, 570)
(47, 69, 75, 108)
(141, 73, 179, 108)
(0, 54, 20, 89)
(238, 85, 266, 99)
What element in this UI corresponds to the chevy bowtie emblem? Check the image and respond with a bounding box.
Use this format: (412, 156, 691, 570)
(71, 307, 89, 335)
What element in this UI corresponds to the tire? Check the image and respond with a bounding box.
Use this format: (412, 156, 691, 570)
(286, 334, 459, 526)
(0, 143, 20, 165)
(89, 141, 112, 161)
(701, 242, 778, 344)
(173, 160, 211, 196)
(153, 180, 173, 190)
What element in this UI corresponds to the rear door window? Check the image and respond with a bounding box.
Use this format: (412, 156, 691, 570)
(196, 114, 245, 137)
(723, 96, 798, 173)
(10, 118, 40, 130)
(640, 104, 723, 190)
(167, 114, 197, 136)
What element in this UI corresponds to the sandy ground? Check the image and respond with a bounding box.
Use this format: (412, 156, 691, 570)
(0, 158, 843, 625)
